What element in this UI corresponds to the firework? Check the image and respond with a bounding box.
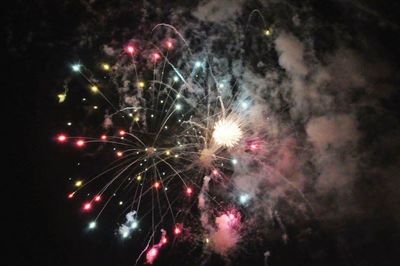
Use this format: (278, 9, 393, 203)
(212, 118, 243, 148)
(55, 23, 282, 264)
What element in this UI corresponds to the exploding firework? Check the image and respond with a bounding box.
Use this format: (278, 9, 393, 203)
(54, 25, 258, 264)
(53, 6, 322, 263)
(212, 117, 243, 148)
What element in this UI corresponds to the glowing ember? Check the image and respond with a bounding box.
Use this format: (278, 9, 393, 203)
(126, 45, 135, 54)
(57, 134, 67, 143)
(152, 52, 161, 61)
(146, 247, 159, 264)
(83, 202, 92, 211)
(76, 139, 85, 147)
(166, 41, 173, 49)
(174, 226, 181, 235)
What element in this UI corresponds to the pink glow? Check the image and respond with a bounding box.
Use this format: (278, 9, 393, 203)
(151, 52, 161, 62)
(166, 41, 173, 49)
(174, 226, 181, 235)
(126, 45, 135, 55)
(57, 134, 67, 143)
(83, 202, 92, 211)
(146, 247, 158, 264)
(76, 139, 85, 147)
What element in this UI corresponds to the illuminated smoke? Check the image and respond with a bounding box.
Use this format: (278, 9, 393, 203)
(209, 212, 240, 255)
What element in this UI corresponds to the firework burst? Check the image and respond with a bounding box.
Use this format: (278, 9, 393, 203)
(55, 25, 258, 264)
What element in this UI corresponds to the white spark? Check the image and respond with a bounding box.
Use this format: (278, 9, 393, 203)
(88, 221, 96, 229)
(72, 64, 81, 72)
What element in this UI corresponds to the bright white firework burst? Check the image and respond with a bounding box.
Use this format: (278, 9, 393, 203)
(212, 118, 243, 148)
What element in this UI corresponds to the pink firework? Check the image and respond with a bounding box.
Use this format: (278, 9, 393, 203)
(125, 45, 135, 55)
(75, 139, 85, 148)
(146, 247, 158, 264)
(56, 134, 67, 143)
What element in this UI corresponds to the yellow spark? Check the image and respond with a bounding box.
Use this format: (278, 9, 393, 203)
(165, 150, 171, 156)
(264, 28, 272, 36)
(138, 81, 145, 88)
(90, 85, 99, 93)
(57, 93, 66, 103)
(134, 116, 140, 122)
(136, 175, 142, 181)
(75, 180, 83, 187)
(102, 63, 110, 71)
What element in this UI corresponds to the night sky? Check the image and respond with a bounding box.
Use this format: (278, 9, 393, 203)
(7, 0, 400, 265)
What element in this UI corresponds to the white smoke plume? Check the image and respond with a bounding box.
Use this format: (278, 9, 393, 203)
(118, 211, 137, 238)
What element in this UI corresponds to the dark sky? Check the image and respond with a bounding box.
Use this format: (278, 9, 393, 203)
(6, 0, 400, 265)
